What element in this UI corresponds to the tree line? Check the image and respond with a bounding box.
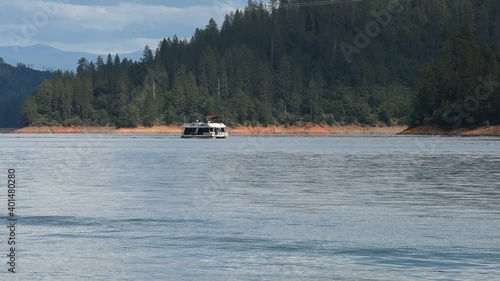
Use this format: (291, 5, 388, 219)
(20, 0, 500, 128)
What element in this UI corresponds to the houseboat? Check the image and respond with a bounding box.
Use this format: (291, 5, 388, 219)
(181, 115, 229, 139)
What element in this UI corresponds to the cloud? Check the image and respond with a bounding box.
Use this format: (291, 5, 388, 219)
(55, 3, 195, 31)
(0, 0, 245, 53)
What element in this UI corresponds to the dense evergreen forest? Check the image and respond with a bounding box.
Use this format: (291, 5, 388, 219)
(20, 0, 500, 128)
(0, 59, 52, 127)
(414, 24, 500, 128)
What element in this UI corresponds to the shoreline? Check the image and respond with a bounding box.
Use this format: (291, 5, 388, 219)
(0, 128, 17, 134)
(10, 124, 407, 135)
(398, 125, 500, 136)
(8, 124, 500, 136)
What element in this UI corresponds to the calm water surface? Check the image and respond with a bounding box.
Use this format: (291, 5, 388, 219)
(0, 134, 499, 280)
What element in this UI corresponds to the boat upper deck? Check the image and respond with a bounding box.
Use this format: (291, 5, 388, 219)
(183, 121, 226, 128)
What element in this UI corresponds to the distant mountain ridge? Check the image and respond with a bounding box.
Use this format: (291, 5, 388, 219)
(0, 44, 142, 71)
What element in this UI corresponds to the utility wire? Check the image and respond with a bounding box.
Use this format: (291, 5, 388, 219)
(266, 0, 363, 10)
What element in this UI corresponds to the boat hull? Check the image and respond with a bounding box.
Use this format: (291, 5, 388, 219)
(181, 133, 228, 139)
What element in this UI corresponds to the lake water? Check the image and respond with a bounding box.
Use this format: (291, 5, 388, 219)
(1, 134, 499, 280)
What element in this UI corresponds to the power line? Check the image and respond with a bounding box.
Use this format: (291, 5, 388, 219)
(266, 0, 363, 10)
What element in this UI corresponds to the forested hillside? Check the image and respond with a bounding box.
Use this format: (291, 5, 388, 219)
(413, 24, 500, 128)
(0, 59, 52, 127)
(21, 0, 500, 128)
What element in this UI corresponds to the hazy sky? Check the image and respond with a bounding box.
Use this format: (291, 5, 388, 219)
(0, 0, 247, 54)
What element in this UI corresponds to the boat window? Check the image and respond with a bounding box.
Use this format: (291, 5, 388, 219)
(183, 128, 196, 135)
(221, 128, 225, 132)
(197, 128, 210, 135)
